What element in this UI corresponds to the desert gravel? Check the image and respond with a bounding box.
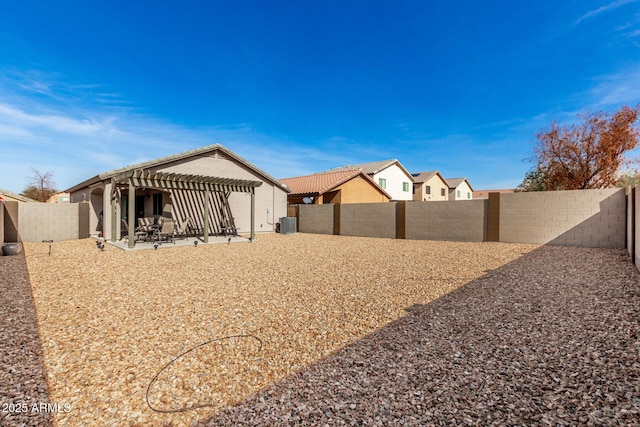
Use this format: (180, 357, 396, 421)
(4, 233, 640, 426)
(0, 250, 52, 427)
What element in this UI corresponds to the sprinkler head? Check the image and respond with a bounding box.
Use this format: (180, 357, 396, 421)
(194, 241, 198, 246)
(154, 243, 159, 250)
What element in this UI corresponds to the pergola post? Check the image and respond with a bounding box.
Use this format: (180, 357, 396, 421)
(203, 188, 210, 243)
(110, 178, 117, 242)
(128, 179, 136, 249)
(250, 190, 255, 242)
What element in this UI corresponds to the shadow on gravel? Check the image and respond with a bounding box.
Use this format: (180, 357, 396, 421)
(0, 252, 53, 427)
(200, 245, 640, 426)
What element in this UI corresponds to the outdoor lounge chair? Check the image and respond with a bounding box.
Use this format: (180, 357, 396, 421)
(121, 219, 148, 242)
(154, 218, 175, 244)
(175, 217, 193, 240)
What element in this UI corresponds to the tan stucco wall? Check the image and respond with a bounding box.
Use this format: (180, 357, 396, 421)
(413, 176, 449, 201)
(335, 176, 389, 203)
(405, 200, 487, 242)
(500, 188, 625, 248)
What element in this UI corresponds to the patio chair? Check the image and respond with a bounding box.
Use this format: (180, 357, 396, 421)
(175, 217, 193, 240)
(154, 218, 176, 244)
(121, 219, 148, 242)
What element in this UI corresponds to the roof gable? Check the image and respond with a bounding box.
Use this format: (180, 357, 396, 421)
(329, 159, 415, 181)
(445, 177, 473, 191)
(411, 170, 447, 185)
(67, 144, 288, 193)
(280, 169, 391, 199)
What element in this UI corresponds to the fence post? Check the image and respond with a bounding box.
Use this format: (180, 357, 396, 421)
(487, 192, 500, 242)
(333, 203, 341, 235)
(396, 201, 406, 239)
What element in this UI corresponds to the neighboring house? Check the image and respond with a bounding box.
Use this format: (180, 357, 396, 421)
(329, 159, 415, 201)
(280, 169, 391, 205)
(67, 144, 289, 243)
(446, 178, 474, 200)
(473, 189, 515, 199)
(411, 171, 449, 201)
(47, 192, 71, 203)
(0, 190, 37, 203)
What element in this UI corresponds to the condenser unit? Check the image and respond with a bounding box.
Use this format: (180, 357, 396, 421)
(279, 217, 297, 235)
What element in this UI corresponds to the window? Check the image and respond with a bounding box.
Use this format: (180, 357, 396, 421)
(153, 193, 163, 215)
(403, 182, 409, 192)
(425, 185, 431, 195)
(378, 178, 386, 189)
(457, 190, 461, 198)
(467, 192, 471, 199)
(441, 188, 445, 197)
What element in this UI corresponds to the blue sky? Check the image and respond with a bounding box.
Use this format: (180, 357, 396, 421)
(1, 1, 640, 194)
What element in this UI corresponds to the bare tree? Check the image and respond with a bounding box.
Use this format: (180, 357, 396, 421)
(519, 105, 640, 191)
(22, 168, 57, 202)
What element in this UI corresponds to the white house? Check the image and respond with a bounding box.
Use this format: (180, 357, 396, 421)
(446, 178, 474, 200)
(411, 171, 449, 201)
(330, 159, 415, 201)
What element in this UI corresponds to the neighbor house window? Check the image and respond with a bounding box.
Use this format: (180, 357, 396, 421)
(378, 178, 386, 189)
(441, 188, 445, 197)
(457, 190, 461, 198)
(403, 182, 409, 192)
(153, 193, 163, 215)
(426, 185, 431, 195)
(467, 192, 471, 199)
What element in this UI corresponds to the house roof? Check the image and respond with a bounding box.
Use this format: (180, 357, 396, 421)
(0, 189, 37, 203)
(329, 159, 415, 181)
(445, 177, 474, 192)
(472, 189, 515, 199)
(280, 169, 392, 199)
(411, 170, 447, 185)
(66, 144, 289, 193)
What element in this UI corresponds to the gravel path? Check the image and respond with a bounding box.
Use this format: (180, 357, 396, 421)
(209, 245, 640, 426)
(7, 234, 640, 426)
(0, 251, 53, 427)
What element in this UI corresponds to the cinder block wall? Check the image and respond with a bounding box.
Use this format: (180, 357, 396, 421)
(298, 204, 334, 234)
(499, 188, 625, 248)
(340, 203, 396, 239)
(0, 202, 4, 245)
(4, 201, 19, 242)
(17, 202, 91, 242)
(635, 187, 640, 269)
(405, 200, 487, 242)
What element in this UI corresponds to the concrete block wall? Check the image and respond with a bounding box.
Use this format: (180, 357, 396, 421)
(339, 203, 396, 239)
(0, 202, 4, 245)
(16, 202, 91, 242)
(634, 186, 640, 269)
(499, 188, 625, 248)
(298, 204, 334, 234)
(405, 200, 487, 242)
(4, 201, 19, 242)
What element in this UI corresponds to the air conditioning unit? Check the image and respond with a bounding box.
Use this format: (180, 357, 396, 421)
(279, 217, 297, 235)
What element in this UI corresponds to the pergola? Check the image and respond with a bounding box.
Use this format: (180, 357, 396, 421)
(109, 169, 263, 248)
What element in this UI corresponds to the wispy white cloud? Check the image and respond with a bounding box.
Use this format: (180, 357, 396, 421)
(587, 64, 640, 106)
(0, 69, 357, 192)
(575, 0, 639, 25)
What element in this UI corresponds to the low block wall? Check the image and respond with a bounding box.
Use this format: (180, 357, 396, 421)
(499, 189, 625, 248)
(16, 202, 90, 242)
(0, 202, 4, 245)
(405, 200, 487, 242)
(298, 204, 334, 234)
(340, 203, 396, 239)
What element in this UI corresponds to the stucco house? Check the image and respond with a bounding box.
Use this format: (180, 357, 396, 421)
(446, 178, 474, 200)
(66, 144, 289, 245)
(411, 171, 449, 201)
(0, 190, 36, 203)
(280, 169, 391, 204)
(329, 159, 414, 201)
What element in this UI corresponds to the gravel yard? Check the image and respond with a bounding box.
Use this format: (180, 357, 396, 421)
(3, 233, 639, 425)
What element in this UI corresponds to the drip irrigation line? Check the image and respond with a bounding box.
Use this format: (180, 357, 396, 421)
(146, 334, 263, 413)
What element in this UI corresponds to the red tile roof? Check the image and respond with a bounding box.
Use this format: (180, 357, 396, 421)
(280, 169, 391, 199)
